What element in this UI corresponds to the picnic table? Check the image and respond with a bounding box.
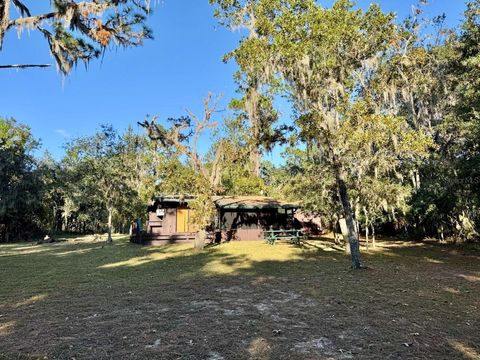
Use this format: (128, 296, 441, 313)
(264, 229, 305, 245)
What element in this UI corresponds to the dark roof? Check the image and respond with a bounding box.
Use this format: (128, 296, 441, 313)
(213, 196, 300, 209)
(213, 196, 299, 210)
(153, 195, 300, 210)
(152, 195, 195, 204)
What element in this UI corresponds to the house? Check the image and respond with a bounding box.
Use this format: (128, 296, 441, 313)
(130, 195, 301, 245)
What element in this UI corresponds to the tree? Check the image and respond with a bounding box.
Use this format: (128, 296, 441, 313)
(140, 94, 226, 192)
(36, 152, 66, 234)
(402, 1, 480, 242)
(265, 147, 341, 233)
(217, 116, 270, 195)
(448, 0, 480, 240)
(212, 0, 401, 267)
(0, 0, 152, 73)
(64, 125, 137, 242)
(212, 0, 293, 177)
(430, 0, 480, 240)
(120, 126, 158, 225)
(140, 93, 228, 249)
(0, 118, 42, 241)
(336, 108, 431, 246)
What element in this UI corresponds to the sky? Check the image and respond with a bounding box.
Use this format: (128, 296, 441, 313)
(0, 0, 468, 161)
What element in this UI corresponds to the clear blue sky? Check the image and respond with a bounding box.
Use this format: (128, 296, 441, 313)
(0, 0, 468, 161)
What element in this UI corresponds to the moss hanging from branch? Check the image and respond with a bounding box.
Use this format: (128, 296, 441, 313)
(0, 0, 153, 75)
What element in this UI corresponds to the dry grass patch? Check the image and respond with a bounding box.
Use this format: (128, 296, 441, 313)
(0, 236, 479, 359)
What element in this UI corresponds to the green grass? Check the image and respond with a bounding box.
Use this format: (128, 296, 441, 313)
(0, 235, 479, 359)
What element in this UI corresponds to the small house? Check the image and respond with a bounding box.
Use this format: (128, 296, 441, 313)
(131, 195, 301, 245)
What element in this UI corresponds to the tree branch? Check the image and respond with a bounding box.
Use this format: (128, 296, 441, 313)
(12, 0, 31, 17)
(7, 11, 57, 31)
(210, 141, 225, 188)
(0, 64, 51, 69)
(0, 0, 10, 49)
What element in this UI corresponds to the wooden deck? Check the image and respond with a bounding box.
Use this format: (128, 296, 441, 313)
(130, 228, 302, 245)
(131, 232, 212, 245)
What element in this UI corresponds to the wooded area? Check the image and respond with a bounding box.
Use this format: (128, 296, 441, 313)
(1, 0, 479, 268)
(1, 1, 480, 359)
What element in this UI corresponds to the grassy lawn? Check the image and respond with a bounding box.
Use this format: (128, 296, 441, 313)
(0, 236, 479, 359)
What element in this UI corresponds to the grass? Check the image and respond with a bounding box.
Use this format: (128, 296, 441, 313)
(0, 235, 479, 359)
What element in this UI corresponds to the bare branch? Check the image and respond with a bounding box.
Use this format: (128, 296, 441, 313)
(140, 93, 225, 191)
(209, 141, 225, 187)
(0, 63, 51, 69)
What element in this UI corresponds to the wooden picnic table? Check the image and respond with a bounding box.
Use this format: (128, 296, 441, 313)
(264, 229, 305, 245)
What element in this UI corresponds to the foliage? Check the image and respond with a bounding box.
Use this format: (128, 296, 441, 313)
(2, 0, 480, 252)
(211, 0, 433, 267)
(217, 117, 269, 195)
(140, 94, 228, 231)
(407, 0, 480, 241)
(62, 125, 141, 242)
(212, 0, 480, 250)
(0, 118, 42, 241)
(0, 0, 153, 74)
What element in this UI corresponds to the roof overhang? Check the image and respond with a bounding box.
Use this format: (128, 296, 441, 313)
(212, 196, 300, 210)
(152, 195, 301, 210)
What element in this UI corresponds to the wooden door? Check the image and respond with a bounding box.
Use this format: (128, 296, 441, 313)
(187, 210, 198, 232)
(176, 209, 189, 233)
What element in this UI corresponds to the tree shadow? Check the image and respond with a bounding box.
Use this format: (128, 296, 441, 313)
(0, 237, 479, 359)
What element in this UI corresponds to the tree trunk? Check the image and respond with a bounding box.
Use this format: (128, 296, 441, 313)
(372, 224, 376, 248)
(365, 220, 369, 252)
(391, 208, 397, 223)
(363, 206, 370, 251)
(51, 206, 56, 234)
(334, 167, 361, 269)
(250, 149, 261, 177)
(0, 0, 10, 49)
(339, 218, 351, 255)
(4, 224, 10, 243)
(365, 224, 369, 251)
(246, 15, 262, 178)
(194, 229, 206, 250)
(107, 207, 113, 243)
(439, 224, 445, 243)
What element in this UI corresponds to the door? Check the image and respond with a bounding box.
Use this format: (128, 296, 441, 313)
(187, 210, 198, 232)
(176, 208, 189, 233)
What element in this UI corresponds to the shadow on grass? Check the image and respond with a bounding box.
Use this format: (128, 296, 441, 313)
(0, 236, 479, 359)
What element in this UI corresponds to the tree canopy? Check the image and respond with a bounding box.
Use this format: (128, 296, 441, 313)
(0, 0, 152, 73)
(1, 0, 479, 267)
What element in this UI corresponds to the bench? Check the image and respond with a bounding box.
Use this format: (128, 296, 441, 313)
(264, 229, 305, 245)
